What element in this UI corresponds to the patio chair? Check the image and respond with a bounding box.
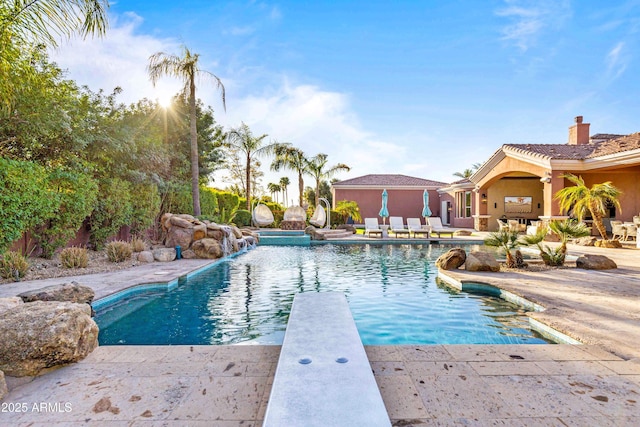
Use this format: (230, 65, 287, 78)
(389, 216, 410, 238)
(364, 218, 383, 238)
(611, 221, 625, 240)
(309, 204, 326, 228)
(497, 219, 509, 232)
(407, 218, 430, 238)
(252, 203, 275, 227)
(624, 224, 637, 241)
(425, 217, 457, 238)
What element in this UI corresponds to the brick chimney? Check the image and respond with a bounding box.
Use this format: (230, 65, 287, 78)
(568, 116, 590, 145)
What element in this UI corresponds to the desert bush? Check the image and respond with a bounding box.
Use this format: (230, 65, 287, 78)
(60, 247, 89, 268)
(130, 236, 146, 252)
(130, 182, 161, 236)
(0, 251, 29, 281)
(105, 240, 133, 263)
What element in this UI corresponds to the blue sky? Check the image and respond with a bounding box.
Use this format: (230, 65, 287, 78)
(50, 0, 640, 195)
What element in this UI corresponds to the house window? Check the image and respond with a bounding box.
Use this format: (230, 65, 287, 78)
(455, 191, 472, 218)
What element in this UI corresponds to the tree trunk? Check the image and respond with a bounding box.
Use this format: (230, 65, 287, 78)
(315, 179, 320, 206)
(189, 77, 201, 216)
(298, 172, 304, 207)
(246, 153, 251, 210)
(589, 205, 607, 239)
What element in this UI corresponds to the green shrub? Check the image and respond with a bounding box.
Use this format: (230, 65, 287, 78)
(33, 167, 98, 258)
(161, 181, 193, 215)
(60, 247, 89, 268)
(0, 158, 57, 253)
(105, 240, 133, 263)
(200, 187, 219, 217)
(234, 209, 252, 227)
(0, 251, 29, 281)
(89, 178, 133, 250)
(214, 190, 240, 223)
(130, 182, 160, 235)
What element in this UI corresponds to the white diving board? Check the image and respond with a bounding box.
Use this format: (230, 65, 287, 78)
(263, 292, 391, 427)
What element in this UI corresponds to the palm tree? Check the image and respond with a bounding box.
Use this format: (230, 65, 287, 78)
(0, 0, 109, 47)
(279, 176, 290, 207)
(483, 229, 520, 268)
(226, 122, 279, 210)
(147, 45, 225, 216)
(271, 146, 307, 207)
(305, 154, 350, 206)
(554, 173, 622, 239)
(335, 200, 362, 223)
(267, 183, 281, 204)
(521, 220, 591, 266)
(453, 163, 482, 179)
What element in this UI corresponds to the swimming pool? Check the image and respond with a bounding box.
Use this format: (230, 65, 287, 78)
(96, 244, 551, 345)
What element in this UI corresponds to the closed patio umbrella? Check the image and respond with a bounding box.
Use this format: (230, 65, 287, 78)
(379, 189, 389, 224)
(422, 189, 432, 218)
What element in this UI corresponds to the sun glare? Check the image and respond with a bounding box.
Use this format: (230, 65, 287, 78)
(158, 95, 172, 108)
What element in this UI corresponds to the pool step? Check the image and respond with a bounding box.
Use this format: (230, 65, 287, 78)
(313, 229, 355, 239)
(258, 234, 311, 246)
(263, 292, 391, 427)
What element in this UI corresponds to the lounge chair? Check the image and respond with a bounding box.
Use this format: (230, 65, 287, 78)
(407, 218, 430, 238)
(364, 218, 383, 238)
(389, 216, 410, 238)
(252, 203, 275, 227)
(425, 217, 457, 238)
(309, 204, 326, 228)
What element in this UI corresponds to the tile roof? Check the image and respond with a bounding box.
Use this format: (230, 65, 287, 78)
(504, 132, 640, 160)
(333, 174, 448, 187)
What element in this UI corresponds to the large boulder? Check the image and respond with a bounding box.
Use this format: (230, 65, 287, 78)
(0, 301, 98, 377)
(193, 224, 207, 241)
(338, 224, 357, 233)
(576, 254, 617, 270)
(169, 215, 194, 229)
(465, 251, 501, 272)
(0, 297, 23, 314)
(137, 251, 155, 263)
(435, 248, 466, 270)
(575, 236, 597, 246)
(18, 282, 94, 305)
(165, 226, 194, 249)
(153, 248, 176, 262)
(231, 225, 243, 239)
(192, 238, 224, 259)
(0, 370, 7, 400)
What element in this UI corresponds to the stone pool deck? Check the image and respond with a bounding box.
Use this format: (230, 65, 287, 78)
(1, 240, 640, 425)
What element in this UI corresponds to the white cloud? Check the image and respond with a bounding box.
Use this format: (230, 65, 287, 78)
(605, 41, 627, 80)
(495, 0, 571, 51)
(50, 13, 182, 103)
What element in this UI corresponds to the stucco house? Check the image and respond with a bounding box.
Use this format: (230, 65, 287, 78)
(469, 116, 640, 232)
(331, 174, 447, 224)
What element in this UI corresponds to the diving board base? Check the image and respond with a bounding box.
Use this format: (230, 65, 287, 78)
(263, 292, 391, 427)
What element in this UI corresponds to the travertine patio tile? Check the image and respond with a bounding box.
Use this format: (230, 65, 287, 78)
(553, 374, 640, 418)
(374, 375, 429, 419)
(210, 345, 279, 362)
(482, 375, 599, 418)
(397, 345, 452, 361)
(443, 345, 514, 361)
(168, 376, 267, 421)
(558, 416, 636, 427)
(158, 345, 219, 363)
(535, 360, 618, 376)
(132, 421, 260, 426)
(365, 345, 403, 361)
(370, 360, 408, 376)
(469, 361, 547, 376)
(105, 346, 173, 363)
(579, 345, 624, 361)
(403, 360, 477, 380)
(389, 418, 530, 426)
(244, 361, 276, 377)
(413, 374, 512, 419)
(598, 360, 640, 375)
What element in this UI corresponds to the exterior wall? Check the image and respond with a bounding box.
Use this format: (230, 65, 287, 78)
(333, 188, 440, 224)
(437, 189, 475, 228)
(484, 178, 545, 231)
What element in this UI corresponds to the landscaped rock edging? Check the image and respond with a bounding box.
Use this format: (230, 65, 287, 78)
(576, 254, 617, 270)
(435, 248, 466, 270)
(0, 301, 98, 377)
(160, 213, 258, 260)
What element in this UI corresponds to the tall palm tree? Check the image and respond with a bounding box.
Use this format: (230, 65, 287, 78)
(147, 45, 225, 216)
(226, 122, 279, 210)
(271, 146, 307, 207)
(279, 176, 290, 207)
(267, 182, 281, 204)
(554, 173, 622, 239)
(306, 153, 350, 206)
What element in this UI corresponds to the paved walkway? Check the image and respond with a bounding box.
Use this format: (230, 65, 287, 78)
(2, 239, 640, 425)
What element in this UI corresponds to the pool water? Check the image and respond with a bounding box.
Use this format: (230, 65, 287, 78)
(96, 244, 551, 345)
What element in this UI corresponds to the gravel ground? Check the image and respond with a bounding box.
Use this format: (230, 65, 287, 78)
(1, 250, 143, 285)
